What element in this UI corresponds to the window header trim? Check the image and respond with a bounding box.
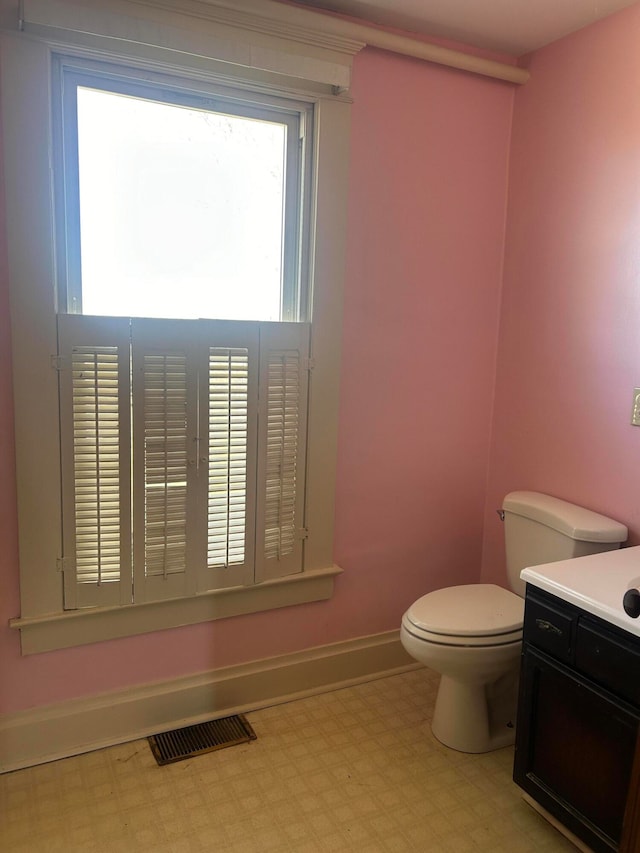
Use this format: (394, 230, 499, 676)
(19, 0, 365, 91)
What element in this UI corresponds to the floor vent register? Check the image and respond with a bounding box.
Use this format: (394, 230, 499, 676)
(148, 714, 257, 766)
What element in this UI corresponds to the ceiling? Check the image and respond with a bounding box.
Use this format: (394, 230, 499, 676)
(291, 0, 638, 56)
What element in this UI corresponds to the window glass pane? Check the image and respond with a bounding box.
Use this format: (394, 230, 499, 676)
(76, 87, 286, 321)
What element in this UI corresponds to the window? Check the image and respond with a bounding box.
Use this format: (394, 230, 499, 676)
(55, 59, 311, 609)
(2, 0, 354, 653)
(59, 66, 308, 322)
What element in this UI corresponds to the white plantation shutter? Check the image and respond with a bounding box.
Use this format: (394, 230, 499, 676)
(256, 323, 310, 582)
(58, 314, 132, 609)
(59, 317, 309, 609)
(132, 319, 199, 603)
(198, 321, 259, 591)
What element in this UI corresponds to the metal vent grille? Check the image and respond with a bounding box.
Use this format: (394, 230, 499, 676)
(148, 714, 256, 766)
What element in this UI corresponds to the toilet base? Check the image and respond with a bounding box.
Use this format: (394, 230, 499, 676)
(431, 671, 518, 753)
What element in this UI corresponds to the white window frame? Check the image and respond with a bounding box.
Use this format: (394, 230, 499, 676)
(55, 57, 314, 610)
(53, 56, 310, 322)
(2, 3, 353, 654)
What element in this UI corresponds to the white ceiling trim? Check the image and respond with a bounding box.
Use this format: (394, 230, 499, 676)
(19, 0, 529, 87)
(140, 0, 529, 84)
(343, 23, 528, 84)
(183, 0, 529, 84)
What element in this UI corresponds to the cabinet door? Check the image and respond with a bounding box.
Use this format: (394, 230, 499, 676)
(621, 735, 640, 853)
(514, 646, 639, 853)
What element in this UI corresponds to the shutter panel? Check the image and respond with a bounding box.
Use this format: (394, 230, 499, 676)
(255, 323, 310, 582)
(207, 350, 249, 567)
(60, 316, 306, 607)
(197, 321, 259, 591)
(58, 314, 132, 609)
(132, 319, 199, 603)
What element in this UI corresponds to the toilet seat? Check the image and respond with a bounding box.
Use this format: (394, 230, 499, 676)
(403, 584, 524, 648)
(402, 619, 522, 647)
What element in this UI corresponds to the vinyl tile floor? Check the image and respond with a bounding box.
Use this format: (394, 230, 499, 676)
(0, 668, 577, 852)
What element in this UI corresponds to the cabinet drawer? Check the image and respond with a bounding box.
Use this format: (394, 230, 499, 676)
(525, 596, 575, 662)
(576, 620, 640, 708)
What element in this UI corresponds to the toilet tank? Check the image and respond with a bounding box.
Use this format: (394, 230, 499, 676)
(502, 491, 627, 597)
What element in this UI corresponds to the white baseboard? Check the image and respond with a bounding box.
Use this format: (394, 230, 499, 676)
(0, 630, 419, 773)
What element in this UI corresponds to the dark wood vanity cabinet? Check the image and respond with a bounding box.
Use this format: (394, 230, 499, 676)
(514, 587, 640, 853)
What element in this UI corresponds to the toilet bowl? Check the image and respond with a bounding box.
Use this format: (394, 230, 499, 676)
(401, 584, 524, 753)
(401, 491, 628, 754)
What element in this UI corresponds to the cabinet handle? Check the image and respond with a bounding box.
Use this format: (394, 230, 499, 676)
(535, 618, 563, 636)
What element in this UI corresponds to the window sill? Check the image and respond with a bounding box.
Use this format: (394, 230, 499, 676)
(10, 565, 343, 654)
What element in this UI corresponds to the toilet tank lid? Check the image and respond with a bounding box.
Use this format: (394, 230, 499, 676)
(502, 491, 627, 543)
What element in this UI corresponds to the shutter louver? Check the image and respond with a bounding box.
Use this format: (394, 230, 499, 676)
(208, 348, 249, 569)
(255, 323, 310, 582)
(143, 353, 189, 578)
(264, 350, 301, 561)
(59, 314, 132, 609)
(196, 321, 258, 592)
(132, 319, 198, 603)
(71, 346, 121, 584)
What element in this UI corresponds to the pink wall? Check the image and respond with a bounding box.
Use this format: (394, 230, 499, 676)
(481, 3, 640, 585)
(334, 49, 511, 616)
(0, 46, 513, 714)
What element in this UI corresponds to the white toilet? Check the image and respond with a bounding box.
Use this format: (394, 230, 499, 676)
(400, 491, 627, 753)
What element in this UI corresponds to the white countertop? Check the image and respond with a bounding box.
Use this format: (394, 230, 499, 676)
(521, 546, 640, 638)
